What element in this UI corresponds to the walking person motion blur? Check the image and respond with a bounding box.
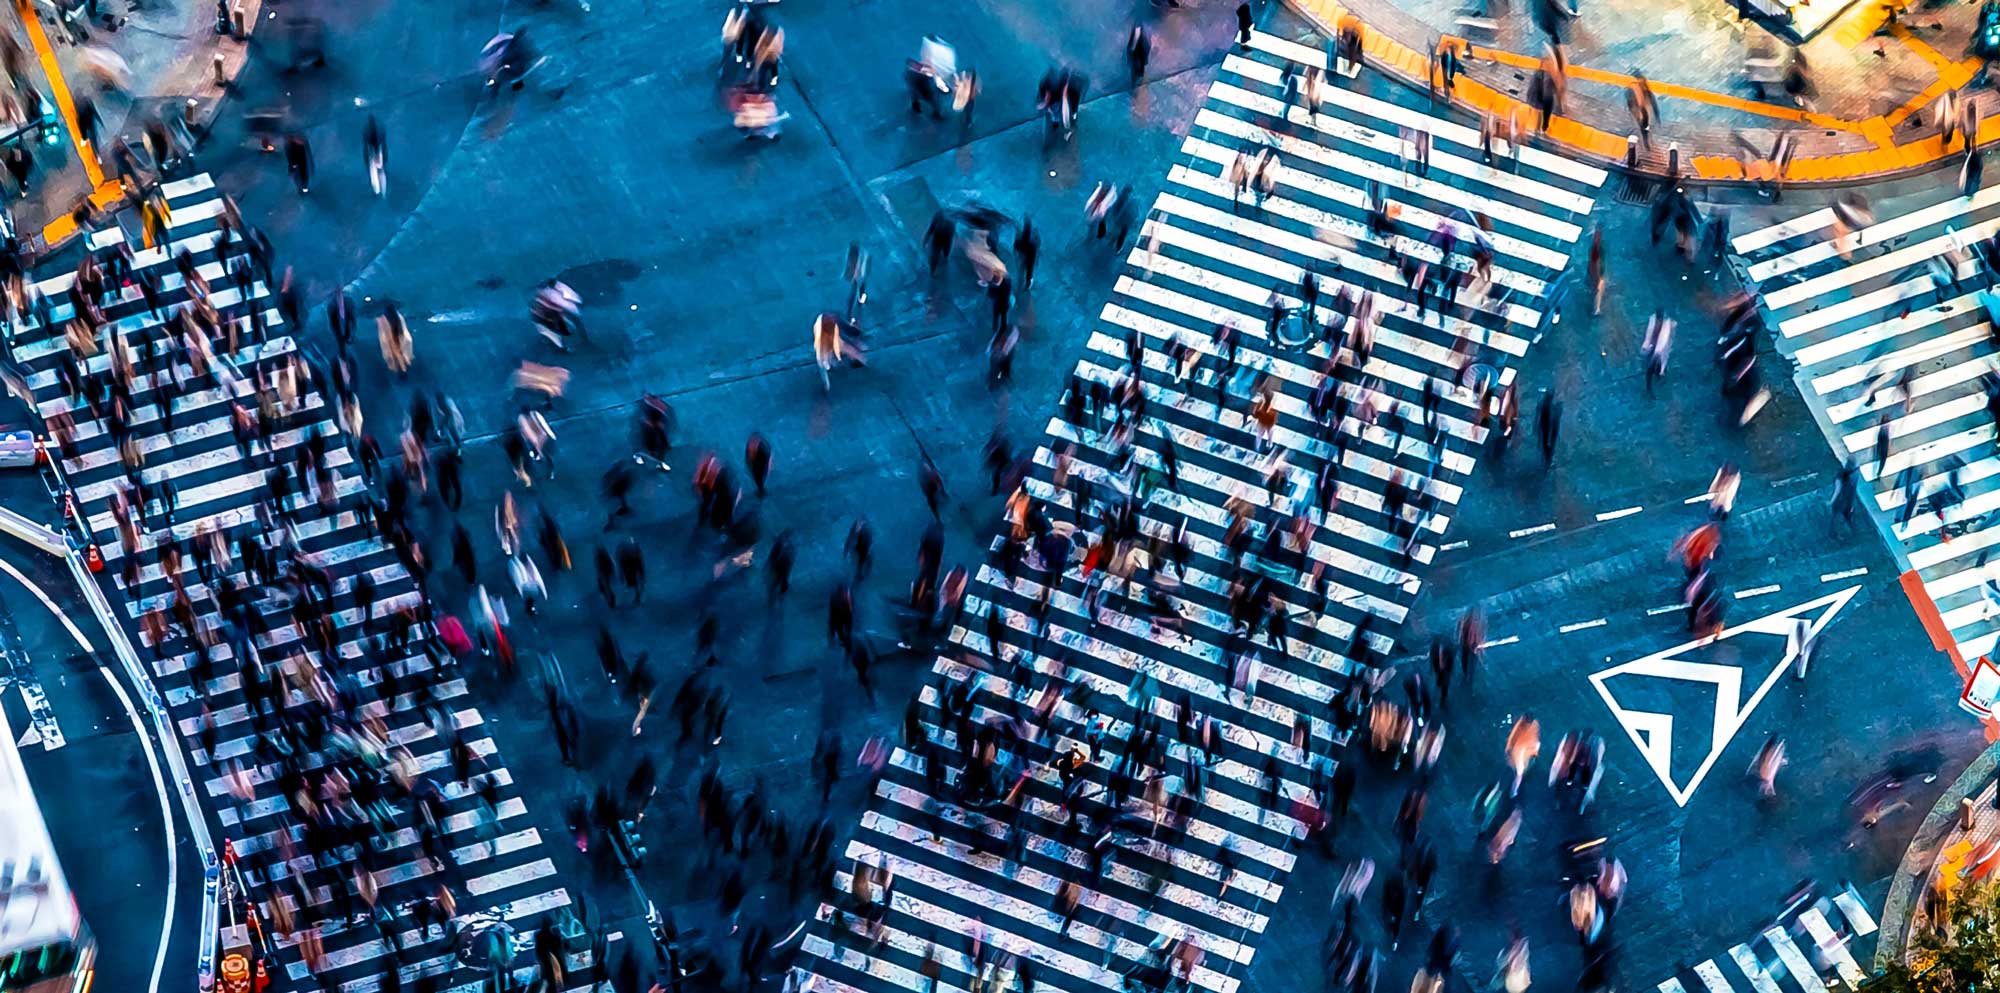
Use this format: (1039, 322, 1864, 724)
(10, 17, 1852, 992)
(363, 114, 387, 196)
(482, 29, 541, 91)
(1642, 310, 1674, 395)
(531, 279, 584, 351)
(1748, 735, 1787, 799)
(284, 132, 313, 193)
(813, 311, 867, 391)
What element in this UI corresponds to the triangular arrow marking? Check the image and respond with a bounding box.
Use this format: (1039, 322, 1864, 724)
(16, 725, 40, 748)
(1588, 585, 1860, 807)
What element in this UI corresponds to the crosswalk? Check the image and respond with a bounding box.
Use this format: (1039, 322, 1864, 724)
(11, 174, 574, 992)
(1653, 887, 1879, 993)
(793, 31, 1605, 993)
(1732, 183, 2000, 663)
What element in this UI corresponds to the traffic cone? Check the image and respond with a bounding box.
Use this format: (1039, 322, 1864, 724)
(252, 959, 269, 993)
(33, 437, 45, 465)
(84, 545, 103, 573)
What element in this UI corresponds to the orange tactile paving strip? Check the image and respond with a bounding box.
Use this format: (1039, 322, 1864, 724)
(1291, 0, 1991, 184)
(13, 0, 128, 249)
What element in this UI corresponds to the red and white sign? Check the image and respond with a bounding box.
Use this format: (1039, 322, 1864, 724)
(1960, 656, 2000, 718)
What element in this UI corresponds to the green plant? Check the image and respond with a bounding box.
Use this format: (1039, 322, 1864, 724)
(1874, 877, 2000, 992)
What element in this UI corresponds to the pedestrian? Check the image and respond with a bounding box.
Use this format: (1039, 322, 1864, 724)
(509, 552, 546, 614)
(925, 210, 954, 274)
(1708, 462, 1741, 519)
(1587, 226, 1605, 315)
(283, 132, 313, 193)
(920, 455, 946, 518)
(437, 447, 464, 510)
(1235, 2, 1252, 48)
(1433, 42, 1460, 101)
(746, 432, 772, 496)
(1382, 871, 1408, 950)
(1628, 73, 1658, 147)
(1748, 735, 1786, 798)
(1787, 617, 1818, 679)
(1014, 218, 1039, 290)
(1127, 26, 1150, 81)
(327, 289, 355, 350)
(1642, 310, 1673, 394)
(595, 545, 617, 606)
(1535, 390, 1562, 467)
(363, 114, 387, 196)
(813, 312, 867, 391)
(988, 267, 1012, 334)
(1505, 714, 1540, 793)
(829, 581, 855, 652)
(616, 537, 646, 602)
(602, 462, 638, 526)
(845, 518, 874, 580)
(768, 530, 796, 603)
(1830, 456, 1859, 533)
(378, 304, 413, 376)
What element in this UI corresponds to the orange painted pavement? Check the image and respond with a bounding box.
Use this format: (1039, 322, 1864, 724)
(1290, 0, 1991, 184)
(1890, 20, 1977, 83)
(1459, 41, 1858, 131)
(37, 179, 128, 248)
(14, 0, 101, 187)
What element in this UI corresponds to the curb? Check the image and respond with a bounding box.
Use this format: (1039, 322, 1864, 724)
(1281, 0, 1988, 188)
(1876, 739, 2000, 968)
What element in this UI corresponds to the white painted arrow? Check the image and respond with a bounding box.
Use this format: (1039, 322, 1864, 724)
(1588, 585, 1861, 807)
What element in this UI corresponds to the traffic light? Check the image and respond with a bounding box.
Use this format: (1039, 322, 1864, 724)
(613, 818, 646, 867)
(36, 97, 59, 146)
(1980, 0, 2000, 56)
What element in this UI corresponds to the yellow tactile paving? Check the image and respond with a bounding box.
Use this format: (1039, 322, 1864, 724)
(1889, 20, 1977, 84)
(1830, 0, 1910, 49)
(36, 180, 125, 248)
(1462, 42, 1857, 131)
(1289, 0, 1990, 185)
(15, 0, 102, 187)
(1936, 838, 1974, 899)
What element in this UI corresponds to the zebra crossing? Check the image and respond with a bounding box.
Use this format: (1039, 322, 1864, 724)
(1653, 887, 1879, 993)
(10, 174, 575, 993)
(1732, 183, 2000, 664)
(793, 30, 1605, 993)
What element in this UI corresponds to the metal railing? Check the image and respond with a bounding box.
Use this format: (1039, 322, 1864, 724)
(27, 430, 221, 992)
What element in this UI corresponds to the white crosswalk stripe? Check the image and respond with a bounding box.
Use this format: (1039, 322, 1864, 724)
(13, 175, 573, 992)
(796, 31, 1603, 993)
(1638, 885, 1878, 991)
(1734, 185, 2000, 664)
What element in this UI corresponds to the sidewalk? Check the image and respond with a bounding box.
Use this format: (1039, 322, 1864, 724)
(1877, 740, 2000, 968)
(7, 0, 263, 252)
(1284, 0, 1995, 184)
